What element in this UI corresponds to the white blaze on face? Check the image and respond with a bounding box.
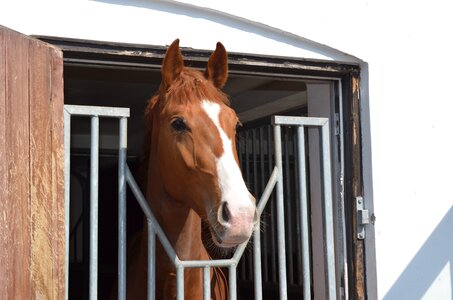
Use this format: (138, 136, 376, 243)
(201, 100, 254, 229)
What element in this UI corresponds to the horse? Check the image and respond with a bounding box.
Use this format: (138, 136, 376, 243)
(126, 39, 258, 299)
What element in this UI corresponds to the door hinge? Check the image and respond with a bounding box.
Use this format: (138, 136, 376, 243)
(356, 196, 369, 239)
(335, 112, 340, 136)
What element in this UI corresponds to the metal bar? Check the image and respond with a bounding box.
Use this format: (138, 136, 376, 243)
(176, 267, 184, 300)
(181, 259, 237, 268)
(273, 124, 288, 299)
(229, 265, 237, 300)
(253, 226, 263, 300)
(259, 127, 268, 283)
(64, 109, 71, 300)
(89, 116, 99, 300)
(321, 122, 337, 300)
(147, 221, 156, 300)
(273, 115, 328, 127)
(250, 129, 258, 279)
(118, 117, 127, 300)
(203, 267, 211, 300)
(297, 126, 312, 299)
(64, 104, 130, 118)
(267, 125, 277, 283)
(337, 79, 349, 300)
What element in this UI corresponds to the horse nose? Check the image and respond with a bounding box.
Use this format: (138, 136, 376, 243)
(219, 201, 231, 225)
(216, 199, 257, 245)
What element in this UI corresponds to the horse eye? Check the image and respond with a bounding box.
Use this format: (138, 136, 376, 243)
(235, 122, 242, 132)
(171, 118, 189, 132)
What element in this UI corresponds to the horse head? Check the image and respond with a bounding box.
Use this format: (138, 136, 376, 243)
(146, 39, 258, 249)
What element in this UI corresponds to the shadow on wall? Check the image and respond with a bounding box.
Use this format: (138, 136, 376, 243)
(384, 206, 453, 300)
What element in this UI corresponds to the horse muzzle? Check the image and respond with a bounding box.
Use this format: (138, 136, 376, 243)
(210, 197, 258, 248)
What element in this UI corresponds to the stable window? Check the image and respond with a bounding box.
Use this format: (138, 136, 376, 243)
(37, 36, 367, 299)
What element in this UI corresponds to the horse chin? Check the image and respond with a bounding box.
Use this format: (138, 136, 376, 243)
(209, 227, 237, 249)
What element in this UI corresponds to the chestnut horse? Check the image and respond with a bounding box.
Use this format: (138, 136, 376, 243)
(126, 40, 258, 299)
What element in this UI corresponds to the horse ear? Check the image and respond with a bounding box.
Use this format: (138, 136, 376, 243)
(162, 39, 184, 88)
(205, 42, 228, 88)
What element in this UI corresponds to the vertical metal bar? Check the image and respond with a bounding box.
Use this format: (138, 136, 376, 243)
(337, 80, 349, 299)
(253, 226, 263, 300)
(268, 125, 277, 283)
(321, 122, 337, 300)
(203, 267, 211, 300)
(147, 221, 156, 300)
(229, 265, 237, 300)
(250, 129, 257, 279)
(176, 266, 184, 300)
(118, 117, 127, 300)
(64, 109, 71, 300)
(89, 116, 99, 300)
(259, 127, 269, 283)
(297, 126, 311, 299)
(273, 124, 288, 300)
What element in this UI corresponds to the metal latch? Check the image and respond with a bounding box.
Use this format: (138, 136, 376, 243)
(356, 197, 369, 239)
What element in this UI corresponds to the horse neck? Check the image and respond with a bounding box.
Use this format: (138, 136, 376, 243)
(146, 125, 207, 261)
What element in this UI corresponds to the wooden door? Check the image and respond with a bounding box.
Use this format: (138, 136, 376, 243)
(0, 25, 65, 299)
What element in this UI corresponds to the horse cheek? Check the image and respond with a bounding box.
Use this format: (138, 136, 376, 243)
(176, 140, 196, 170)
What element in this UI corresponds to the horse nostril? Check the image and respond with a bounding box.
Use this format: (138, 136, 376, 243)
(221, 202, 230, 223)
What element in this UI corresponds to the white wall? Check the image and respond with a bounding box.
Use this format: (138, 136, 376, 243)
(2, 0, 453, 298)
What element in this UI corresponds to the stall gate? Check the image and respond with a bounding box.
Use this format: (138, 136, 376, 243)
(64, 105, 337, 300)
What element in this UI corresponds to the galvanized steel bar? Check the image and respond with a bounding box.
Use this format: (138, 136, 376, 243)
(176, 266, 184, 300)
(118, 117, 127, 300)
(297, 126, 311, 299)
(89, 116, 99, 300)
(273, 124, 288, 299)
(259, 127, 269, 284)
(229, 265, 237, 300)
(203, 266, 211, 300)
(273, 115, 328, 127)
(63, 108, 71, 300)
(147, 221, 156, 300)
(321, 122, 337, 300)
(64, 104, 130, 118)
(267, 125, 277, 283)
(253, 226, 263, 300)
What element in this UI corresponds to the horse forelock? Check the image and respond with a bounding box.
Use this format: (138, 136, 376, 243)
(159, 68, 229, 111)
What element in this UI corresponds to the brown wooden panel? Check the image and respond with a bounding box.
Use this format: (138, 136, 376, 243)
(29, 38, 54, 300)
(50, 46, 65, 300)
(5, 27, 32, 300)
(0, 25, 11, 300)
(0, 26, 65, 300)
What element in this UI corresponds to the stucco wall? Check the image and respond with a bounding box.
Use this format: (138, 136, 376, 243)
(1, 0, 453, 298)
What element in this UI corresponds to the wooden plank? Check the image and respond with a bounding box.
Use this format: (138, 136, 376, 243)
(5, 27, 32, 300)
(29, 38, 54, 300)
(0, 26, 65, 300)
(50, 46, 65, 300)
(0, 26, 11, 300)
